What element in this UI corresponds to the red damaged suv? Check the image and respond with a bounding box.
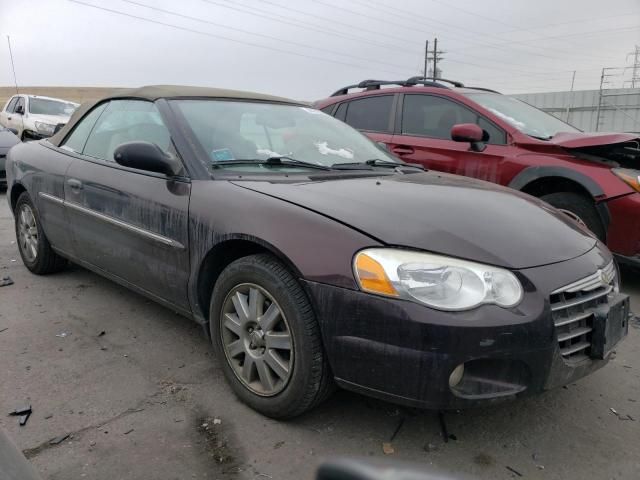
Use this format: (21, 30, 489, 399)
(315, 77, 640, 268)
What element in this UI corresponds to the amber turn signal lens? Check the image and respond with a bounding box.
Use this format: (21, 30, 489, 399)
(354, 253, 399, 296)
(613, 168, 640, 193)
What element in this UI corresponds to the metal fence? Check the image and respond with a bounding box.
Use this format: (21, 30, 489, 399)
(512, 88, 640, 133)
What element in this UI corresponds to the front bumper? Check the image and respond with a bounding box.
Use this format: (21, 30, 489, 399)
(606, 192, 640, 260)
(305, 246, 631, 409)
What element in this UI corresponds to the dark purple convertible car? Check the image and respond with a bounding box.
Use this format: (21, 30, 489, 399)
(5, 86, 632, 417)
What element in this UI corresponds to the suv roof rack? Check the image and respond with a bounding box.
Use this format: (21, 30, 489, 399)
(330, 76, 466, 97)
(405, 76, 465, 88)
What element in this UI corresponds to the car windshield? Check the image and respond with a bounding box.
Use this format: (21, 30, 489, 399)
(463, 92, 581, 140)
(170, 99, 398, 172)
(29, 98, 77, 116)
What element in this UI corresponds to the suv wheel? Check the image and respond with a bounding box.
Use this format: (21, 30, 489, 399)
(210, 254, 333, 418)
(14, 192, 67, 274)
(540, 192, 605, 240)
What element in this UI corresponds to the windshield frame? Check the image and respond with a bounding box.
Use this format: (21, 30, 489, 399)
(462, 91, 582, 140)
(167, 97, 401, 176)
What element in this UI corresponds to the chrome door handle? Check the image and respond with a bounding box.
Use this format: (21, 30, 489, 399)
(67, 178, 83, 191)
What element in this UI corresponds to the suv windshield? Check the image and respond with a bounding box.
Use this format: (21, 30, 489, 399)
(170, 99, 398, 172)
(29, 97, 77, 116)
(463, 92, 580, 140)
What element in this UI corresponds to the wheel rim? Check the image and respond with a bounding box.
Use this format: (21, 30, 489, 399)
(557, 208, 587, 227)
(17, 204, 38, 263)
(220, 283, 294, 396)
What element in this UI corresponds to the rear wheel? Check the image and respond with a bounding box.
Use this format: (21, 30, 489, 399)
(14, 192, 67, 274)
(540, 192, 605, 240)
(210, 254, 333, 418)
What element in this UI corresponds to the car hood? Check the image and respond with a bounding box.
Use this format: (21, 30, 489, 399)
(517, 131, 640, 149)
(0, 130, 20, 149)
(27, 113, 70, 125)
(232, 172, 597, 269)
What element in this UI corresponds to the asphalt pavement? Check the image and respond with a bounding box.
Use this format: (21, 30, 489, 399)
(1, 191, 639, 480)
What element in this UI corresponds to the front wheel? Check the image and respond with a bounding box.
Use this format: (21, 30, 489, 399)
(210, 254, 333, 418)
(540, 192, 605, 241)
(14, 192, 67, 274)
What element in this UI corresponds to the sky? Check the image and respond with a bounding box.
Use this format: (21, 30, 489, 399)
(0, 0, 639, 100)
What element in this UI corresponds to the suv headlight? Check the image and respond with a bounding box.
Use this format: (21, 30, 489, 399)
(34, 121, 56, 136)
(354, 248, 523, 311)
(612, 168, 640, 192)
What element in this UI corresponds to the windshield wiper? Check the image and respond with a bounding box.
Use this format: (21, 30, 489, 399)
(331, 159, 424, 170)
(211, 156, 332, 171)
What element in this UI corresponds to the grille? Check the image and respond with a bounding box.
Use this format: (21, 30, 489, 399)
(550, 262, 616, 362)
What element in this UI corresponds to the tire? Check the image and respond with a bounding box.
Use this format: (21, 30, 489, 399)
(210, 253, 333, 418)
(14, 192, 67, 274)
(540, 192, 605, 240)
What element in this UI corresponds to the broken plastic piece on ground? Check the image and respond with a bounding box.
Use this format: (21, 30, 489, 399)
(55, 332, 69, 338)
(98, 331, 106, 337)
(0, 328, 8, 334)
(9, 405, 32, 416)
(382, 442, 394, 455)
(506, 466, 523, 477)
(0, 276, 14, 287)
(49, 434, 70, 445)
(19, 414, 30, 427)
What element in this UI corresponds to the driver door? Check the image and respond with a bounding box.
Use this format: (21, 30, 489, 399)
(60, 99, 192, 310)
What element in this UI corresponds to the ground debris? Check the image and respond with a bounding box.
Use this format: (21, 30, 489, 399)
(382, 442, 394, 455)
(0, 327, 8, 334)
(0, 276, 14, 287)
(49, 434, 70, 445)
(506, 466, 523, 477)
(9, 405, 32, 416)
(98, 331, 106, 337)
(56, 332, 70, 338)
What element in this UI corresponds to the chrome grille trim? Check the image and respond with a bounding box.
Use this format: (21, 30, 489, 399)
(550, 261, 616, 361)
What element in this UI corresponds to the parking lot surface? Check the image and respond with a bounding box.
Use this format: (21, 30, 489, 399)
(1, 191, 639, 480)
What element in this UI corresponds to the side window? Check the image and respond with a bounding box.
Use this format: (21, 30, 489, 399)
(344, 95, 393, 132)
(5, 97, 18, 113)
(319, 105, 335, 115)
(61, 103, 108, 153)
(402, 95, 506, 145)
(334, 102, 348, 122)
(14, 97, 25, 113)
(83, 100, 171, 162)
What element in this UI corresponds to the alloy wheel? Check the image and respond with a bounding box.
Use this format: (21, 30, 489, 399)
(17, 204, 38, 263)
(220, 283, 294, 396)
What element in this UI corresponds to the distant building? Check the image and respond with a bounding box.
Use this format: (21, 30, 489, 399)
(512, 88, 640, 133)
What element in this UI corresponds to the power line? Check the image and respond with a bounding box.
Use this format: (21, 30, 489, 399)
(68, 0, 408, 76)
(201, 0, 418, 55)
(325, 0, 615, 64)
(117, 0, 415, 71)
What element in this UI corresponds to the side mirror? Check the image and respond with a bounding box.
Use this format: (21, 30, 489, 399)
(113, 141, 181, 176)
(14, 105, 24, 115)
(451, 123, 488, 152)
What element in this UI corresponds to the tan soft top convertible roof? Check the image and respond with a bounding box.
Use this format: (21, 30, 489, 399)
(48, 85, 301, 147)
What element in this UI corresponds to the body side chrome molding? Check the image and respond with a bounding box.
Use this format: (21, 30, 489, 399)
(37, 191, 184, 250)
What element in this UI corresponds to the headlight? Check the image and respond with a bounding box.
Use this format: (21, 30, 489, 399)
(353, 248, 523, 311)
(612, 168, 640, 193)
(34, 121, 56, 136)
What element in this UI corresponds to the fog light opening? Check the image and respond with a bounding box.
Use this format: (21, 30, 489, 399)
(449, 364, 465, 388)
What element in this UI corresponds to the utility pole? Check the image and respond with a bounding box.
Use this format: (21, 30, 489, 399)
(627, 45, 640, 88)
(565, 70, 576, 122)
(432, 38, 438, 80)
(421, 38, 445, 79)
(423, 40, 429, 77)
(7, 35, 19, 94)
